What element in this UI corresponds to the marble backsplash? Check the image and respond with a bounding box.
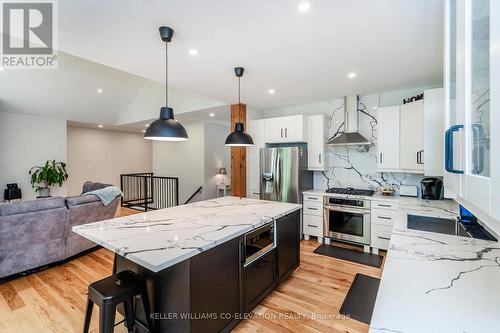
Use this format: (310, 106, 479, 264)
(313, 95, 432, 192)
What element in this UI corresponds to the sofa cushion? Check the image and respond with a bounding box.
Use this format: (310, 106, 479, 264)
(65, 195, 100, 207)
(0, 196, 66, 216)
(82, 181, 113, 194)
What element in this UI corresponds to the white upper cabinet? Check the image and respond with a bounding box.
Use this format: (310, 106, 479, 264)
(444, 0, 500, 229)
(400, 100, 425, 173)
(307, 115, 326, 171)
(264, 117, 283, 143)
(377, 105, 400, 171)
(424, 88, 445, 177)
(264, 115, 306, 143)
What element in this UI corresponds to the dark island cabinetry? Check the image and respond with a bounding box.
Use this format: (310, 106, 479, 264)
(114, 209, 301, 333)
(276, 211, 301, 283)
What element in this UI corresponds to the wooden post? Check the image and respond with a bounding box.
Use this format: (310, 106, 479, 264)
(230, 103, 247, 197)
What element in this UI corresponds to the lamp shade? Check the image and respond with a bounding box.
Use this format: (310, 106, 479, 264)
(224, 123, 254, 147)
(218, 167, 227, 175)
(144, 107, 188, 141)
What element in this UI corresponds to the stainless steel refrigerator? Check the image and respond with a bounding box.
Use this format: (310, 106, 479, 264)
(260, 146, 313, 204)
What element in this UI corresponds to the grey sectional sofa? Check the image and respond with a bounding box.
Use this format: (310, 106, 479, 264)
(0, 182, 120, 280)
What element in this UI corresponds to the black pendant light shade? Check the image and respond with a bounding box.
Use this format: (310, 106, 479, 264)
(144, 26, 188, 141)
(225, 122, 254, 146)
(225, 67, 254, 147)
(144, 107, 188, 141)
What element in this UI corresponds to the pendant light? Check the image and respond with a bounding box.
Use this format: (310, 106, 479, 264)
(144, 26, 188, 141)
(224, 67, 254, 147)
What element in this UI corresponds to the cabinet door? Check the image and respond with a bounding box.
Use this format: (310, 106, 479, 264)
(377, 106, 400, 170)
(282, 115, 305, 142)
(277, 211, 300, 283)
(264, 117, 283, 143)
(400, 100, 424, 172)
(247, 119, 265, 197)
(243, 249, 276, 312)
(190, 237, 241, 333)
(461, 0, 492, 214)
(424, 88, 445, 176)
(444, 0, 463, 198)
(307, 115, 325, 170)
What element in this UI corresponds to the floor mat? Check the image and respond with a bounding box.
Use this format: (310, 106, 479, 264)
(339, 273, 381, 324)
(313, 244, 383, 268)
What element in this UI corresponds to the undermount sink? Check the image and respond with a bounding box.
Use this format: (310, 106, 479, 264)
(407, 214, 457, 236)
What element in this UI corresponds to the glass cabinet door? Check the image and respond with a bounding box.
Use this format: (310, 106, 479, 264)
(469, 0, 490, 178)
(462, 0, 491, 214)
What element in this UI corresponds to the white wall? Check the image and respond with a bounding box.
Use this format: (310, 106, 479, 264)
(153, 122, 205, 204)
(0, 112, 67, 200)
(202, 123, 231, 200)
(153, 122, 230, 204)
(66, 126, 153, 195)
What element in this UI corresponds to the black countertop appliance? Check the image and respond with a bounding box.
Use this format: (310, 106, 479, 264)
(421, 177, 443, 200)
(4, 183, 22, 202)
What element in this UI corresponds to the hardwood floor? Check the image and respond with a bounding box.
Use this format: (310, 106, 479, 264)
(0, 207, 384, 333)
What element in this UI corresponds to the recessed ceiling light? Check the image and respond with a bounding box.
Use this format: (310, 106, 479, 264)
(268, 89, 275, 95)
(142, 129, 146, 133)
(98, 124, 103, 128)
(209, 113, 215, 117)
(298, 2, 311, 12)
(97, 88, 103, 94)
(347, 72, 357, 79)
(188, 49, 198, 56)
(146, 123, 150, 127)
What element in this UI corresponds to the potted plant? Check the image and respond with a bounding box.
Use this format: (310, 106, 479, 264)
(29, 160, 69, 197)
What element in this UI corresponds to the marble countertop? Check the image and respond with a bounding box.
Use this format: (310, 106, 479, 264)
(303, 189, 459, 215)
(369, 196, 500, 332)
(369, 226, 500, 333)
(304, 189, 500, 331)
(73, 196, 301, 272)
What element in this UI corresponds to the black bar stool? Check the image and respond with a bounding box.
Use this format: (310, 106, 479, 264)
(83, 270, 154, 333)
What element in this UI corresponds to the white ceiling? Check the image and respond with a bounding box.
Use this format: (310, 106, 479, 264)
(56, 0, 444, 110)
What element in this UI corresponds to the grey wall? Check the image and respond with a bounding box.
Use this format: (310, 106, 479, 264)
(0, 112, 67, 200)
(67, 126, 153, 195)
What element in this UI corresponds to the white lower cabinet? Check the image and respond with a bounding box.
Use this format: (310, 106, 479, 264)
(371, 200, 399, 252)
(302, 194, 324, 242)
(303, 215, 323, 238)
(371, 224, 393, 251)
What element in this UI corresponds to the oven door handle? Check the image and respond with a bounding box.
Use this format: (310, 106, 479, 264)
(323, 205, 371, 215)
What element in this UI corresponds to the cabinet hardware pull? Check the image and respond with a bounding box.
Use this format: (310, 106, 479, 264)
(281, 128, 283, 138)
(308, 207, 318, 210)
(445, 125, 464, 174)
(285, 128, 288, 138)
(378, 216, 392, 220)
(307, 224, 318, 228)
(378, 236, 391, 240)
(319, 153, 321, 164)
(379, 152, 383, 164)
(377, 204, 391, 207)
(307, 197, 318, 200)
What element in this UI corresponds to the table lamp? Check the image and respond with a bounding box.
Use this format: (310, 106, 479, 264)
(218, 168, 227, 185)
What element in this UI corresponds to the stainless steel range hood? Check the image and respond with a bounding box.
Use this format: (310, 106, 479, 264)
(327, 95, 372, 146)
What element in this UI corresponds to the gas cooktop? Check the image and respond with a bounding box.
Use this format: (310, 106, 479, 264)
(325, 187, 375, 197)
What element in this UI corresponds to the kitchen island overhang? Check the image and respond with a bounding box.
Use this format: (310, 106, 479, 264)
(73, 196, 302, 333)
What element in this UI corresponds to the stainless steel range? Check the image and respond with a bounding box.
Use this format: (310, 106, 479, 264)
(323, 188, 373, 245)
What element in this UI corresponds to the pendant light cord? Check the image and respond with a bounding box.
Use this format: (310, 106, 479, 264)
(238, 76, 241, 123)
(165, 41, 168, 107)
